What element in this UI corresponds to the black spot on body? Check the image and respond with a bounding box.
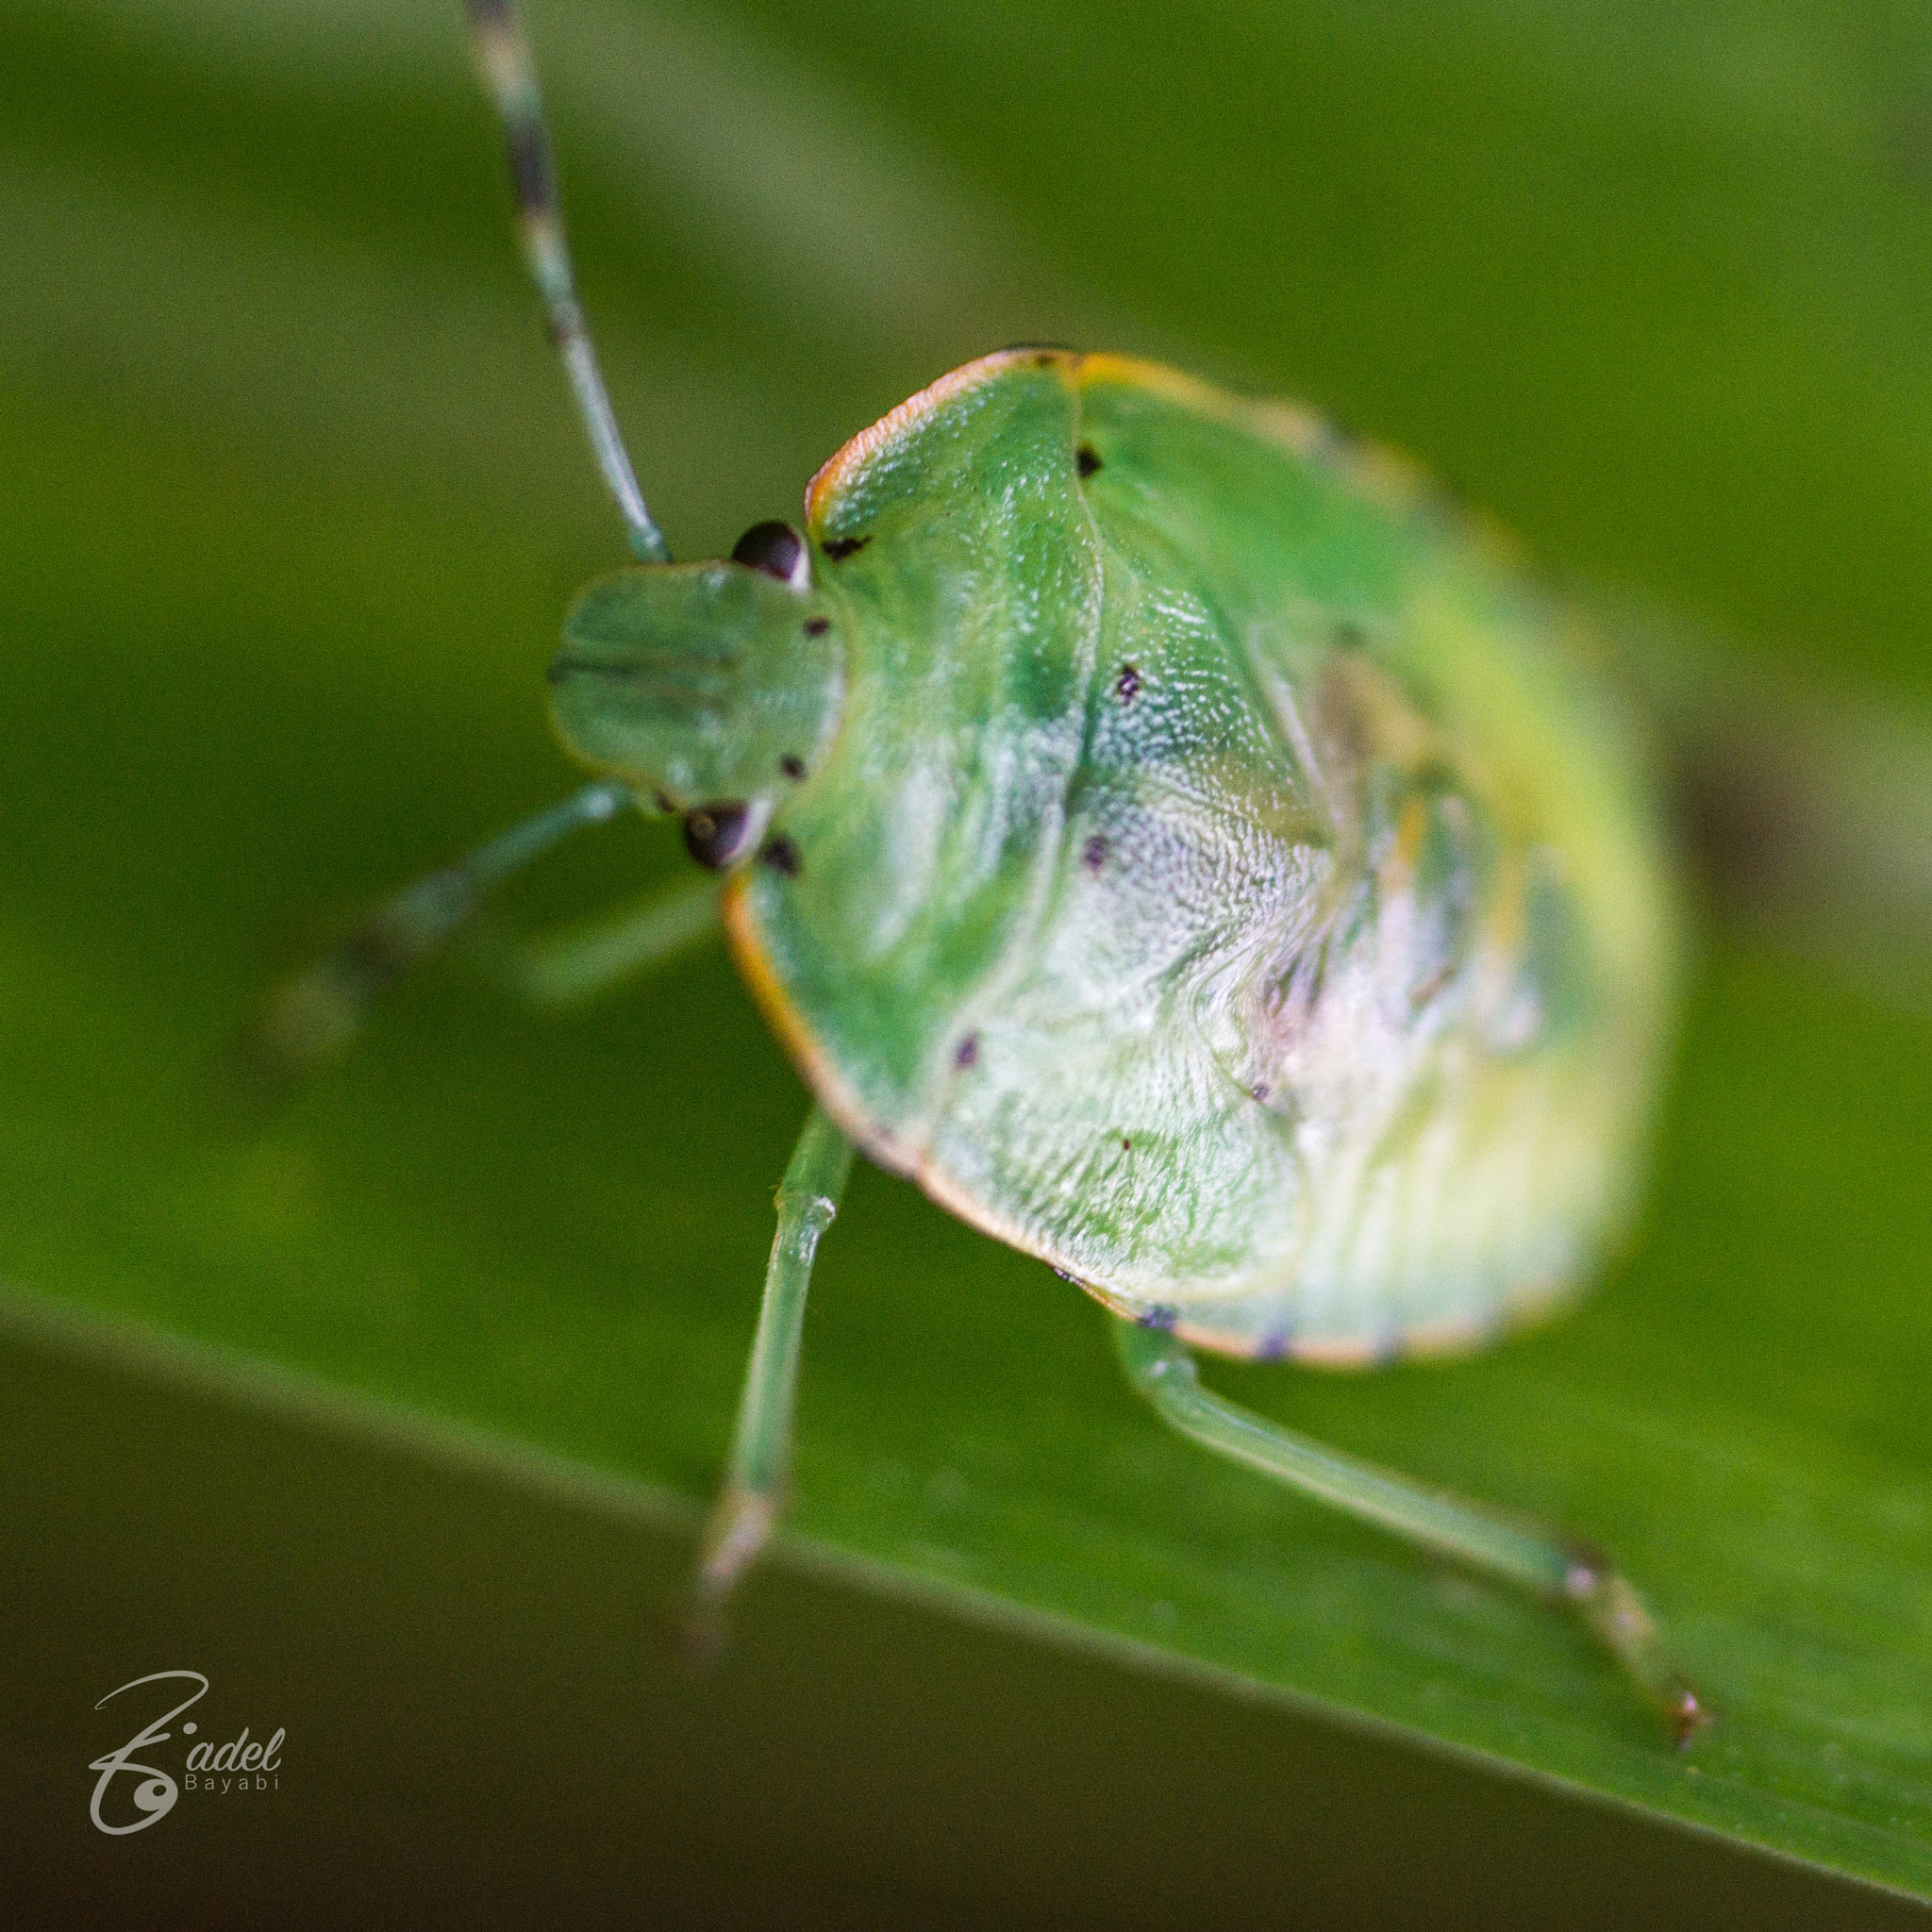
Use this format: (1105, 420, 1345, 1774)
(779, 755, 806, 780)
(1250, 1082, 1270, 1104)
(1120, 1135, 1132, 1152)
(683, 802, 755, 871)
(1136, 1304, 1178, 1332)
(954, 1033, 980, 1069)
(1255, 1329, 1293, 1363)
(759, 835, 802, 877)
(1076, 442, 1102, 478)
(1082, 835, 1108, 874)
(652, 790, 676, 816)
(1115, 663, 1141, 703)
(822, 536, 870, 561)
(804, 616, 830, 637)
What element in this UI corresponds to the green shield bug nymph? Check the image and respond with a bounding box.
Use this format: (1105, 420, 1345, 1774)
(251, 0, 1701, 1738)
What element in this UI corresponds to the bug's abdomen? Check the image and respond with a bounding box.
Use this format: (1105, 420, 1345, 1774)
(922, 578, 1670, 1362)
(917, 430, 1673, 1359)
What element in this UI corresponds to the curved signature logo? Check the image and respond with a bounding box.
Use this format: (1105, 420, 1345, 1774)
(88, 1672, 285, 1834)
(89, 1671, 208, 1835)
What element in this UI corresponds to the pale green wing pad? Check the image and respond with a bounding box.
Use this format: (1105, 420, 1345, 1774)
(737, 353, 1105, 1128)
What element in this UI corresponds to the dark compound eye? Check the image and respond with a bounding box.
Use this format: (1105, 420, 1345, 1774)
(731, 521, 810, 591)
(683, 802, 757, 871)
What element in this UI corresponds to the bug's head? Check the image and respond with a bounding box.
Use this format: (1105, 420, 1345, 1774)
(548, 524, 844, 869)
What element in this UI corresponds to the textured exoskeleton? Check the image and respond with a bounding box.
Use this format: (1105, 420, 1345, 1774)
(553, 349, 1679, 1366)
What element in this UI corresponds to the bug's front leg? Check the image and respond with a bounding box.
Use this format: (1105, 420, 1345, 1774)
(237, 780, 636, 1098)
(675, 1105, 853, 1658)
(1111, 1316, 1707, 1741)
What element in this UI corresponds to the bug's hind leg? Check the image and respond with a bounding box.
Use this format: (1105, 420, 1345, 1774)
(675, 1106, 854, 1661)
(238, 780, 632, 1099)
(1109, 1315, 1707, 1741)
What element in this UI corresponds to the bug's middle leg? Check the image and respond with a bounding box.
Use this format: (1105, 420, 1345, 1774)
(676, 1104, 853, 1657)
(470, 875, 719, 1009)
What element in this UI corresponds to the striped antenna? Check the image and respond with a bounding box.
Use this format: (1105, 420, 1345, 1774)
(465, 0, 670, 563)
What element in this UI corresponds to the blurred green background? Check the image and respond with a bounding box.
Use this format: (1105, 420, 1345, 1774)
(5, 0, 1932, 1919)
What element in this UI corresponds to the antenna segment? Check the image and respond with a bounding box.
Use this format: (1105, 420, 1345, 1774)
(465, 0, 671, 563)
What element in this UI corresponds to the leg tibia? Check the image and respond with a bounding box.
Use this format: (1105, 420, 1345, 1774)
(675, 1107, 853, 1657)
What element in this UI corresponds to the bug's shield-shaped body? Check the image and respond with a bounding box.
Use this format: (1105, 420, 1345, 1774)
(703, 350, 1678, 1363)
